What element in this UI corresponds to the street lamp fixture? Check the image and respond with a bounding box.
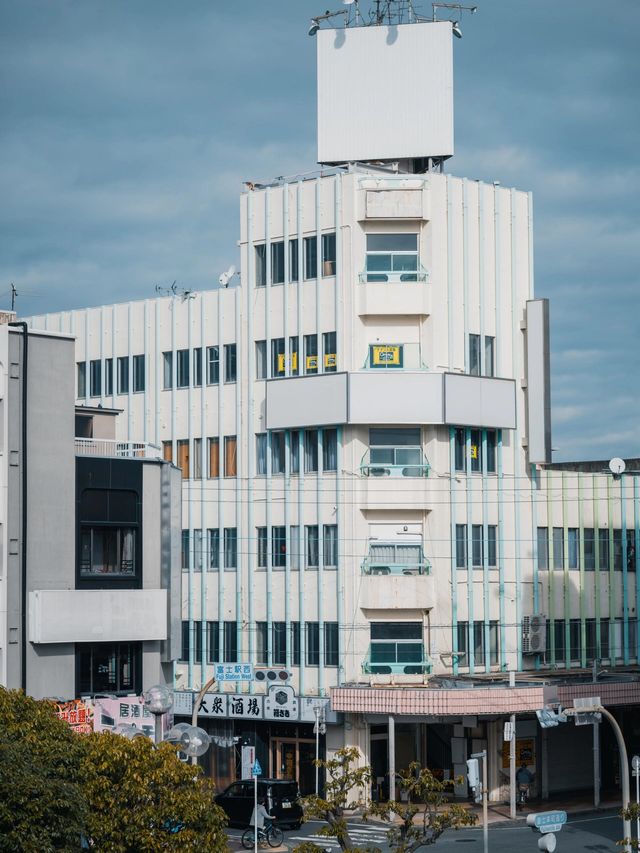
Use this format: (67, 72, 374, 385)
(143, 683, 174, 744)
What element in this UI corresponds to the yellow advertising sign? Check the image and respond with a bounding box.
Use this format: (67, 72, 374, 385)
(371, 345, 403, 368)
(470, 444, 478, 460)
(306, 355, 318, 371)
(324, 353, 337, 368)
(501, 737, 535, 769)
(277, 353, 298, 373)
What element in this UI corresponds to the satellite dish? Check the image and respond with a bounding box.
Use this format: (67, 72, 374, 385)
(609, 457, 626, 477)
(218, 264, 236, 288)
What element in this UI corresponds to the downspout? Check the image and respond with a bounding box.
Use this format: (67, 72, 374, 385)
(10, 322, 28, 692)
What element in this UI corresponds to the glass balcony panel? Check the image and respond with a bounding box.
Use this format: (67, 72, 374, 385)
(394, 447, 422, 465)
(366, 254, 392, 272)
(392, 255, 418, 272)
(370, 448, 395, 464)
(370, 643, 397, 663)
(360, 448, 430, 478)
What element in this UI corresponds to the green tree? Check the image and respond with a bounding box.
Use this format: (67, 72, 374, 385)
(0, 687, 88, 852)
(293, 749, 476, 853)
(0, 687, 228, 853)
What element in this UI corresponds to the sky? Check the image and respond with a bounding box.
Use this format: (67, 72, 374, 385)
(1, 0, 638, 462)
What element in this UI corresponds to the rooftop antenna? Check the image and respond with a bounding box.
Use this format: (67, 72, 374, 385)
(155, 280, 196, 301)
(431, 2, 477, 37)
(11, 282, 17, 312)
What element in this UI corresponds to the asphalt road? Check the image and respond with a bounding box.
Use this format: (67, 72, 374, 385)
(226, 810, 628, 852)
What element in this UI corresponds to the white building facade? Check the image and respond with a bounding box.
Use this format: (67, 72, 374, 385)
(25, 17, 640, 799)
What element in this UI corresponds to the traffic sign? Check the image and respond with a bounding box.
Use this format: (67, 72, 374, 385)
(526, 811, 567, 834)
(632, 755, 640, 777)
(251, 759, 262, 777)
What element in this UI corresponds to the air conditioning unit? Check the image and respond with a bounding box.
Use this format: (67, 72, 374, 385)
(522, 614, 547, 654)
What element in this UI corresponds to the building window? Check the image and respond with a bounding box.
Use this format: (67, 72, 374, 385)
(468, 334, 496, 377)
(322, 233, 336, 276)
(162, 441, 172, 463)
(255, 244, 266, 288)
(289, 240, 299, 283)
(257, 527, 267, 569)
(290, 526, 300, 571)
(177, 349, 189, 388)
(272, 526, 286, 568)
(306, 622, 320, 666)
(224, 344, 237, 383)
(290, 430, 300, 474)
(304, 334, 318, 374)
(193, 528, 203, 571)
(271, 432, 285, 475)
(207, 437, 219, 478)
(256, 434, 267, 476)
(568, 528, 579, 570)
(305, 525, 319, 569)
(369, 622, 424, 671)
(181, 530, 189, 570)
(208, 621, 238, 663)
(304, 236, 317, 280)
(80, 527, 135, 577)
(193, 348, 203, 387)
(104, 358, 113, 396)
(323, 331, 337, 372)
(323, 524, 338, 568)
(207, 346, 219, 385)
(117, 356, 129, 394)
(453, 428, 497, 474)
(132, 354, 145, 393)
(325, 622, 339, 666)
(271, 241, 285, 285)
(273, 622, 287, 664)
(208, 528, 219, 570)
(368, 427, 423, 472)
(77, 362, 86, 398)
(162, 352, 173, 390)
(255, 340, 267, 379)
(537, 527, 548, 570)
(89, 360, 101, 397)
(304, 429, 318, 473)
(271, 338, 285, 378)
(256, 622, 268, 664)
(289, 336, 299, 375)
(176, 439, 190, 479)
(77, 642, 141, 696)
(224, 436, 237, 477)
(193, 438, 202, 480)
(457, 524, 497, 569)
(224, 528, 237, 570)
(365, 233, 419, 282)
(323, 428, 337, 472)
(455, 524, 467, 568)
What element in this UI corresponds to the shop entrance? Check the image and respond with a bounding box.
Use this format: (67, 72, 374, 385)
(271, 738, 316, 795)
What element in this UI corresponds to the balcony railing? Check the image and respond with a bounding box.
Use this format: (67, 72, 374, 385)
(361, 557, 431, 576)
(360, 449, 430, 478)
(362, 647, 431, 676)
(358, 268, 428, 284)
(75, 438, 162, 460)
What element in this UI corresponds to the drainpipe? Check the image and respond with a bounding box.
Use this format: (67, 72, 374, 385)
(10, 322, 28, 692)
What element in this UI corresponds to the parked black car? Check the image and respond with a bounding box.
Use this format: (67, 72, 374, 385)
(215, 778, 303, 829)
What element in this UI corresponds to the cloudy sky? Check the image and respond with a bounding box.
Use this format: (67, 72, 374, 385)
(1, 0, 638, 461)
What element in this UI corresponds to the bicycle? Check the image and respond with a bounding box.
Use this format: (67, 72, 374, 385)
(516, 782, 530, 811)
(241, 823, 284, 849)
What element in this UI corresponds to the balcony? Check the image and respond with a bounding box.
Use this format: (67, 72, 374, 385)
(362, 646, 431, 676)
(75, 438, 163, 460)
(362, 557, 431, 576)
(360, 448, 430, 478)
(362, 343, 427, 371)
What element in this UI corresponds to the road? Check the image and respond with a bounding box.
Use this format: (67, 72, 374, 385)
(226, 810, 627, 852)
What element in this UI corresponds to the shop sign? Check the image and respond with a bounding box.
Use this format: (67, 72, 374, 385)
(264, 685, 298, 720)
(371, 344, 403, 368)
(501, 736, 535, 769)
(55, 698, 94, 734)
(196, 693, 264, 719)
(94, 696, 155, 739)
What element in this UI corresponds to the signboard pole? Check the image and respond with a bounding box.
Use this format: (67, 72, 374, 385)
(509, 670, 516, 819)
(254, 770, 258, 853)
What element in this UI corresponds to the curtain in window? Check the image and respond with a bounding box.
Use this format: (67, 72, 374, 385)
(209, 438, 219, 478)
(306, 526, 319, 568)
(256, 434, 267, 476)
(224, 437, 237, 477)
(323, 525, 337, 567)
(322, 428, 337, 471)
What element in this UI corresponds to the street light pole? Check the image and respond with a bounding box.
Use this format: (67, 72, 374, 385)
(313, 705, 326, 795)
(191, 675, 216, 766)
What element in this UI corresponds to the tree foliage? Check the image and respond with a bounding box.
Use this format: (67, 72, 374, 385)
(293, 749, 476, 853)
(0, 687, 228, 853)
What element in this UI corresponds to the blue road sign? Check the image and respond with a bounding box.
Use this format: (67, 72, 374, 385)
(252, 759, 262, 777)
(534, 811, 567, 833)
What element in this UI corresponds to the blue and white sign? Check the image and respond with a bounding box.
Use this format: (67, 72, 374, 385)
(528, 811, 567, 833)
(252, 759, 262, 777)
(215, 663, 253, 682)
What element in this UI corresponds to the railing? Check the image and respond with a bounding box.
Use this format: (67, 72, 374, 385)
(75, 438, 162, 460)
(358, 268, 428, 284)
(362, 649, 431, 676)
(360, 449, 430, 478)
(361, 557, 431, 576)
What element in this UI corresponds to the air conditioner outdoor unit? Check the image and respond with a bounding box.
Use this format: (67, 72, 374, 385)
(522, 614, 547, 654)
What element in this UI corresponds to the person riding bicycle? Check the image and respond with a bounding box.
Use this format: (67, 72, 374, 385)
(516, 762, 534, 805)
(250, 796, 274, 834)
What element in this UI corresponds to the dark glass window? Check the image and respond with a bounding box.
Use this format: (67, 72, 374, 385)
(133, 354, 145, 393)
(272, 526, 286, 568)
(289, 240, 299, 282)
(271, 241, 285, 284)
(80, 527, 135, 577)
(537, 527, 549, 570)
(193, 348, 203, 387)
(104, 359, 113, 396)
(224, 344, 237, 382)
(89, 360, 101, 397)
(77, 642, 141, 695)
(306, 622, 319, 666)
(77, 362, 87, 397)
(325, 622, 339, 666)
(304, 429, 318, 473)
(224, 528, 237, 569)
(304, 236, 317, 280)
(117, 356, 129, 394)
(255, 244, 266, 288)
(207, 346, 219, 384)
(273, 622, 287, 664)
(323, 428, 338, 471)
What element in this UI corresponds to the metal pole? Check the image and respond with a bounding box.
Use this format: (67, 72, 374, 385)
(597, 708, 630, 852)
(509, 670, 516, 819)
(388, 715, 396, 809)
(315, 707, 320, 795)
(482, 750, 489, 853)
(254, 771, 258, 853)
(593, 721, 601, 809)
(636, 767, 639, 845)
(154, 714, 162, 746)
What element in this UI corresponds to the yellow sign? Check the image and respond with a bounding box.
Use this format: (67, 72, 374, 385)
(324, 353, 337, 368)
(371, 345, 403, 368)
(306, 355, 318, 371)
(277, 353, 298, 373)
(501, 737, 535, 769)
(470, 444, 478, 460)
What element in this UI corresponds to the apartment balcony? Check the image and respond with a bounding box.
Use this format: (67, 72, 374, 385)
(357, 269, 430, 318)
(362, 647, 432, 676)
(74, 438, 163, 460)
(361, 557, 431, 576)
(359, 448, 430, 479)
